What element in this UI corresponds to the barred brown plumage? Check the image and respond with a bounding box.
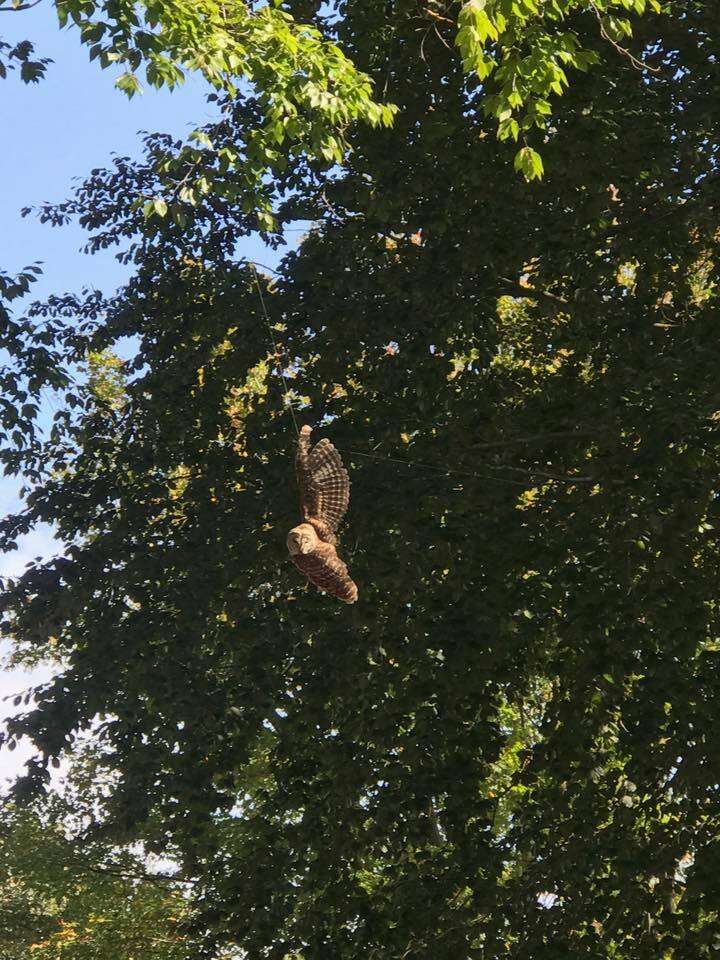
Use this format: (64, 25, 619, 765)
(287, 425, 358, 603)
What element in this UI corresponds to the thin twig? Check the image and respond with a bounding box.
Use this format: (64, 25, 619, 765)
(499, 276, 568, 305)
(424, 8, 454, 24)
(591, 4, 660, 74)
(433, 23, 452, 50)
(248, 260, 281, 276)
(0, 0, 43, 10)
(79, 862, 194, 886)
(319, 187, 347, 224)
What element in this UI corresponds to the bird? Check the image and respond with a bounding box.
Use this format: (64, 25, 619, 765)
(286, 425, 358, 604)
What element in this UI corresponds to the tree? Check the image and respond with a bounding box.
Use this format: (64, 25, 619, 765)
(3, 1, 720, 959)
(0, 800, 193, 960)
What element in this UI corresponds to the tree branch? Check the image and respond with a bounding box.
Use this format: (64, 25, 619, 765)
(79, 861, 194, 886)
(0, 0, 44, 11)
(499, 276, 569, 305)
(590, 3, 660, 74)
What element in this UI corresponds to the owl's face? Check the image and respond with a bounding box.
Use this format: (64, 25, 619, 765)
(287, 524, 318, 556)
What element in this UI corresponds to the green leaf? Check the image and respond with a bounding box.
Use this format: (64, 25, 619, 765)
(189, 130, 214, 149)
(514, 145, 544, 180)
(115, 71, 142, 98)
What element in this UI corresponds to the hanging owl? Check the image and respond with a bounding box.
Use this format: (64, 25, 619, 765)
(287, 425, 358, 604)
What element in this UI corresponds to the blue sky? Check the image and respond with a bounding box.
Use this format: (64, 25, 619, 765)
(0, 4, 287, 785)
(1, 4, 218, 300)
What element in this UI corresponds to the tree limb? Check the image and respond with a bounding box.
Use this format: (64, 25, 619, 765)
(0, 0, 44, 11)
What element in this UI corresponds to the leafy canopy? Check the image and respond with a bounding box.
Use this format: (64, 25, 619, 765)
(2, 0, 668, 182)
(0, 801, 193, 960)
(2, 1, 720, 959)
(457, 0, 664, 175)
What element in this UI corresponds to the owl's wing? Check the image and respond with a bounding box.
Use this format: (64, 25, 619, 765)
(296, 428, 350, 532)
(307, 439, 350, 531)
(291, 546, 358, 604)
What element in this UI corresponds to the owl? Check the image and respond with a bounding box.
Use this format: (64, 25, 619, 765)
(287, 425, 358, 604)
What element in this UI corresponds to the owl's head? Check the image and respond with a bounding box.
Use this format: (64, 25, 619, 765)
(287, 523, 318, 556)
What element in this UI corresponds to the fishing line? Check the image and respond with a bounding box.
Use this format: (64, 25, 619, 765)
(341, 448, 589, 487)
(250, 263, 300, 438)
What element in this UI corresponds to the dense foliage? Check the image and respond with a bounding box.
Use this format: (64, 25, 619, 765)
(3, 0, 720, 958)
(0, 801, 193, 960)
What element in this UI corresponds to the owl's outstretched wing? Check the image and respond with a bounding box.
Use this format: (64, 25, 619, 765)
(296, 426, 350, 532)
(307, 439, 350, 531)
